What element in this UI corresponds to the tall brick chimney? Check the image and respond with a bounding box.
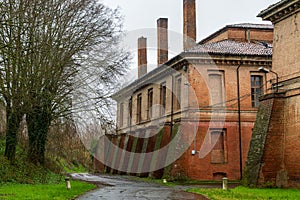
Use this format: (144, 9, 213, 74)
(157, 18, 168, 65)
(183, 0, 196, 51)
(138, 37, 147, 78)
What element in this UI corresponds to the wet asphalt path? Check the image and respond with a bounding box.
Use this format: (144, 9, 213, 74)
(71, 173, 209, 200)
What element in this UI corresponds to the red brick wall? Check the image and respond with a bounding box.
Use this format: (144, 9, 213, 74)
(131, 131, 145, 175)
(141, 128, 158, 175)
(284, 93, 300, 187)
(112, 135, 125, 174)
(258, 97, 285, 186)
(171, 121, 254, 180)
(256, 92, 300, 188)
(152, 125, 171, 178)
(202, 28, 273, 44)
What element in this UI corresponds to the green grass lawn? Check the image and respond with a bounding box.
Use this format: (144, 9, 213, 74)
(0, 180, 96, 200)
(187, 186, 300, 200)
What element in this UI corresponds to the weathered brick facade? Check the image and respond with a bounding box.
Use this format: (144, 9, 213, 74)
(94, 0, 275, 181)
(244, 0, 300, 188)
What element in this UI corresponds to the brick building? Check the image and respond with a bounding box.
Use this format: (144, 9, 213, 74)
(245, 0, 300, 188)
(95, 0, 274, 181)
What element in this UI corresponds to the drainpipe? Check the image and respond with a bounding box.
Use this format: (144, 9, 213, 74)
(236, 60, 243, 180)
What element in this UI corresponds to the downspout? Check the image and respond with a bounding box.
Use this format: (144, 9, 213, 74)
(236, 60, 243, 180)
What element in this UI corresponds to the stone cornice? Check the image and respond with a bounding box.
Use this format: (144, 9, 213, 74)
(113, 55, 271, 101)
(258, 0, 300, 23)
(185, 55, 272, 66)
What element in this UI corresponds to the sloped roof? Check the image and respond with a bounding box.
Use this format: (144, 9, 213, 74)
(113, 23, 273, 99)
(187, 40, 272, 56)
(227, 23, 273, 29)
(199, 23, 273, 44)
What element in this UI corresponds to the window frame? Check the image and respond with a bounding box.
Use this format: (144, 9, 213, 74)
(208, 70, 225, 107)
(137, 93, 142, 123)
(175, 75, 182, 111)
(119, 102, 124, 127)
(147, 88, 153, 120)
(160, 82, 167, 116)
(250, 74, 264, 108)
(128, 97, 132, 126)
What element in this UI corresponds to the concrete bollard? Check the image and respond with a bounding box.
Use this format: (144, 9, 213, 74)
(65, 177, 71, 190)
(222, 177, 228, 190)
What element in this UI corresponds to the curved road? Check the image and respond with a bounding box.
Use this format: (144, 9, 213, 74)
(71, 173, 209, 200)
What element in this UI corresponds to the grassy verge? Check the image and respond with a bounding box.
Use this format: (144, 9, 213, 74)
(57, 157, 88, 174)
(187, 186, 300, 200)
(0, 135, 95, 199)
(0, 180, 96, 200)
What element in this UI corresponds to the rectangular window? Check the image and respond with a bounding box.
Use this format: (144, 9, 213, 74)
(209, 71, 225, 107)
(137, 94, 142, 123)
(210, 129, 227, 164)
(251, 75, 263, 107)
(128, 97, 132, 126)
(119, 103, 124, 127)
(160, 82, 167, 116)
(175, 76, 182, 110)
(147, 88, 153, 120)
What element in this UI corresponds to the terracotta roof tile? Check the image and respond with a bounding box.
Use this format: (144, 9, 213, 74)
(186, 40, 272, 56)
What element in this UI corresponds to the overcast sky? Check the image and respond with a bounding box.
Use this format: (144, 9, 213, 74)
(99, 0, 279, 78)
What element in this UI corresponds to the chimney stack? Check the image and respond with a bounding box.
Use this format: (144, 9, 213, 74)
(138, 37, 147, 78)
(157, 18, 168, 65)
(183, 0, 196, 51)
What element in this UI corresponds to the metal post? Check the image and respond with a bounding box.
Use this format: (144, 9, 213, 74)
(65, 177, 71, 190)
(222, 177, 228, 190)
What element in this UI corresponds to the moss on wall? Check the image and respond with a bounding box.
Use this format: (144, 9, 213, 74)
(243, 98, 274, 186)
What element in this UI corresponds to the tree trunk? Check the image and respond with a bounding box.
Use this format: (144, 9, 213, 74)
(4, 108, 22, 161)
(27, 106, 51, 165)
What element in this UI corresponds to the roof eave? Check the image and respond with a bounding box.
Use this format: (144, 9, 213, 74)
(257, 0, 300, 22)
(111, 52, 187, 100)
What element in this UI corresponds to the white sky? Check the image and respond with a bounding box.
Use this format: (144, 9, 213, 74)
(99, 0, 279, 79)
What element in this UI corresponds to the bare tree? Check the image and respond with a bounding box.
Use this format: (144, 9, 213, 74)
(0, 0, 130, 164)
